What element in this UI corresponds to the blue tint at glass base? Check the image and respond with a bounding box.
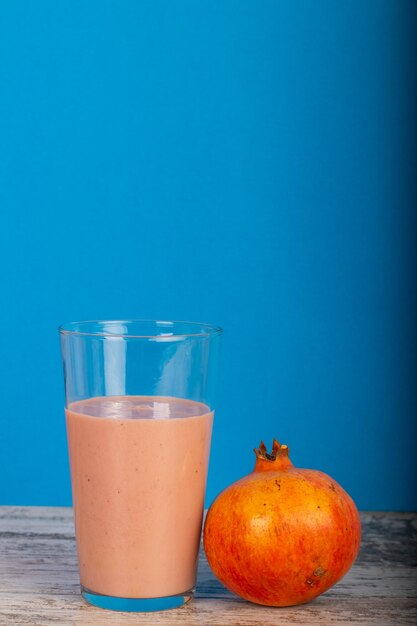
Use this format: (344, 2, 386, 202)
(82, 587, 189, 612)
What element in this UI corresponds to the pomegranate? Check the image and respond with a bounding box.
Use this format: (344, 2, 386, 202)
(204, 439, 361, 607)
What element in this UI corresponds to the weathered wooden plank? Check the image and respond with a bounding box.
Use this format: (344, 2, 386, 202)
(0, 508, 416, 625)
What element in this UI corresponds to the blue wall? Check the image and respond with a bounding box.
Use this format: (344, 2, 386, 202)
(0, 1, 415, 510)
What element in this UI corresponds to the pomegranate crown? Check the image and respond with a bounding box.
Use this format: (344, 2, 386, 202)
(254, 438, 290, 461)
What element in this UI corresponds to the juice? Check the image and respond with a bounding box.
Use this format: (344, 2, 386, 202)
(66, 396, 213, 599)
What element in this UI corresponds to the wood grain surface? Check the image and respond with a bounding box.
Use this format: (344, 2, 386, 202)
(0, 507, 415, 626)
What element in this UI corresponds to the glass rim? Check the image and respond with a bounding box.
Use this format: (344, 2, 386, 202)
(58, 319, 223, 339)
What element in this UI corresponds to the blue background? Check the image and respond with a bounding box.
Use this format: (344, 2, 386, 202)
(0, 1, 415, 510)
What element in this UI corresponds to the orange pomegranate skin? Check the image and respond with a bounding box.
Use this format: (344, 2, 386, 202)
(203, 441, 361, 607)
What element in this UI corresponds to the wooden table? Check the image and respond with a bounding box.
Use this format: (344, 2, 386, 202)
(0, 508, 415, 625)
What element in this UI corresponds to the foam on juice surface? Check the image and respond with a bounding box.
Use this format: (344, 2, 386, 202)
(71, 396, 210, 420)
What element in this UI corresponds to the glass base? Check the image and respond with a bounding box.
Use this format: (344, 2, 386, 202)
(81, 585, 193, 612)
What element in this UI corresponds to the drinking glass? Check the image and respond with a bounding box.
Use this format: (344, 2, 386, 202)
(59, 319, 221, 612)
